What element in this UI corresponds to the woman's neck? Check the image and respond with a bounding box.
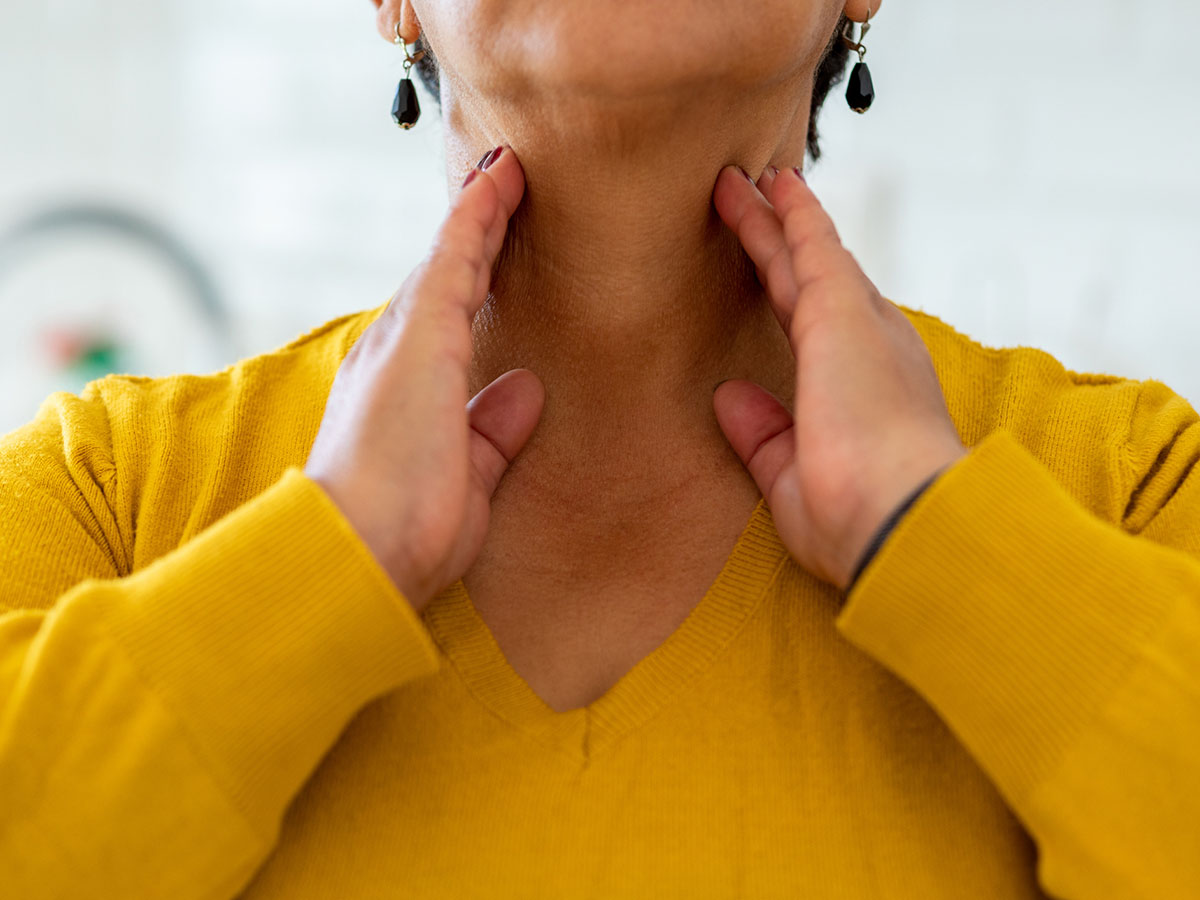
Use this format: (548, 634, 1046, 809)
(446, 90, 806, 504)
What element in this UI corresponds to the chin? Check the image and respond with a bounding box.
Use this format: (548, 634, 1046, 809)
(422, 0, 835, 103)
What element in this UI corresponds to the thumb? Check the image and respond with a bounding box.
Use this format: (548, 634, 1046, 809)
(467, 368, 546, 497)
(712, 379, 795, 501)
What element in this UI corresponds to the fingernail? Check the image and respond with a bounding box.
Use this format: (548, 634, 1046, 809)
(768, 165, 780, 177)
(462, 169, 479, 188)
(477, 145, 504, 170)
(792, 166, 806, 183)
(713, 378, 732, 393)
(736, 166, 755, 185)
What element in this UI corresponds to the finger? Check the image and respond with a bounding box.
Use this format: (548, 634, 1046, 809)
(468, 148, 525, 303)
(749, 166, 781, 284)
(466, 368, 546, 498)
(769, 168, 857, 295)
(712, 167, 800, 333)
(758, 164, 786, 207)
(394, 146, 526, 328)
(711, 379, 795, 502)
(472, 145, 526, 222)
(467, 147, 526, 303)
(755, 164, 779, 198)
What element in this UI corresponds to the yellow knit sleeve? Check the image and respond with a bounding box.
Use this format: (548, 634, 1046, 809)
(0, 389, 441, 899)
(836, 403, 1200, 898)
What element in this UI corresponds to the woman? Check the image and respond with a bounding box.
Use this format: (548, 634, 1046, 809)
(1, 0, 1196, 896)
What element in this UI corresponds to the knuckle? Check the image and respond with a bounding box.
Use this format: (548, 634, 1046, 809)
(781, 205, 809, 236)
(410, 253, 480, 311)
(434, 200, 489, 255)
(428, 227, 484, 273)
(418, 302, 474, 361)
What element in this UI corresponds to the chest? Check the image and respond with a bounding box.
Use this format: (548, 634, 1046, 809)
(463, 570, 715, 713)
(240, 588, 1046, 899)
(461, 484, 765, 712)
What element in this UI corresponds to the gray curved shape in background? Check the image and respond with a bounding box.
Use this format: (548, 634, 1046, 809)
(0, 202, 236, 363)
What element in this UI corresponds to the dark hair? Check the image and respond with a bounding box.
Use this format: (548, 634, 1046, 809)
(412, 15, 851, 163)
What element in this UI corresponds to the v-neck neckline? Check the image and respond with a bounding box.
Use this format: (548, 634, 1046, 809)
(420, 495, 789, 761)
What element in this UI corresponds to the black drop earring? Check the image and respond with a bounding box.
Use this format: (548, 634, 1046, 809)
(841, 6, 875, 114)
(391, 21, 425, 129)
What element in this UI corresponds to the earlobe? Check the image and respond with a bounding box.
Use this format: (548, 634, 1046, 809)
(375, 0, 420, 44)
(843, 0, 881, 23)
(399, 0, 422, 44)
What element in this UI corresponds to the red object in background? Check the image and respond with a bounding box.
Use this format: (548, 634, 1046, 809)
(41, 327, 91, 368)
(40, 325, 123, 377)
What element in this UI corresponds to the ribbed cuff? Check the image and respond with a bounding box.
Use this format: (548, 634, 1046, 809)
(835, 429, 1181, 802)
(844, 467, 946, 594)
(98, 467, 441, 838)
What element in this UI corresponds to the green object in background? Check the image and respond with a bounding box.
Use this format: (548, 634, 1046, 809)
(69, 338, 124, 382)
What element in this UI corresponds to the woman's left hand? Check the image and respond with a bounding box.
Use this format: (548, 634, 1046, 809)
(711, 164, 967, 592)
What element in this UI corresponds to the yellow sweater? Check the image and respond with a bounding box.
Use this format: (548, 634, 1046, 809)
(1, 300, 1197, 900)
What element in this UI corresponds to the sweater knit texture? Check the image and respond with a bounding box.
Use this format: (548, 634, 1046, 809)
(1, 299, 1197, 899)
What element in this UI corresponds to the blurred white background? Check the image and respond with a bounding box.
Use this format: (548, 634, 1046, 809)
(1, 0, 1197, 435)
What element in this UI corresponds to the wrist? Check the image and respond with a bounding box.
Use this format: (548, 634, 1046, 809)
(841, 467, 942, 592)
(392, 566, 435, 615)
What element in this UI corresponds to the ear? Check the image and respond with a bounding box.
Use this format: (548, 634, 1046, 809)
(375, 0, 421, 43)
(843, 0, 881, 23)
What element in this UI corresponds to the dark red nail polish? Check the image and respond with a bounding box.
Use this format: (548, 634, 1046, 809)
(462, 168, 479, 188)
(737, 166, 755, 184)
(792, 166, 807, 183)
(478, 145, 504, 170)
(768, 165, 780, 177)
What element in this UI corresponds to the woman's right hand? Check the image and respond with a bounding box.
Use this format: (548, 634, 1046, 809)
(305, 146, 543, 614)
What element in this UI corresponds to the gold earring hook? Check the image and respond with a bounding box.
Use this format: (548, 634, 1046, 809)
(840, 4, 871, 63)
(394, 21, 426, 73)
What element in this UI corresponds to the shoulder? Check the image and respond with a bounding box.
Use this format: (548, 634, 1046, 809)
(1, 302, 389, 560)
(96, 301, 388, 449)
(95, 300, 387, 417)
(891, 300, 1193, 522)
(893, 299, 1147, 442)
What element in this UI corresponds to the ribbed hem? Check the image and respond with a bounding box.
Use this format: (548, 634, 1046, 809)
(100, 467, 441, 839)
(836, 429, 1182, 802)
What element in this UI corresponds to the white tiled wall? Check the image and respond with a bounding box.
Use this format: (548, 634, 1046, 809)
(1, 1, 1197, 433)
